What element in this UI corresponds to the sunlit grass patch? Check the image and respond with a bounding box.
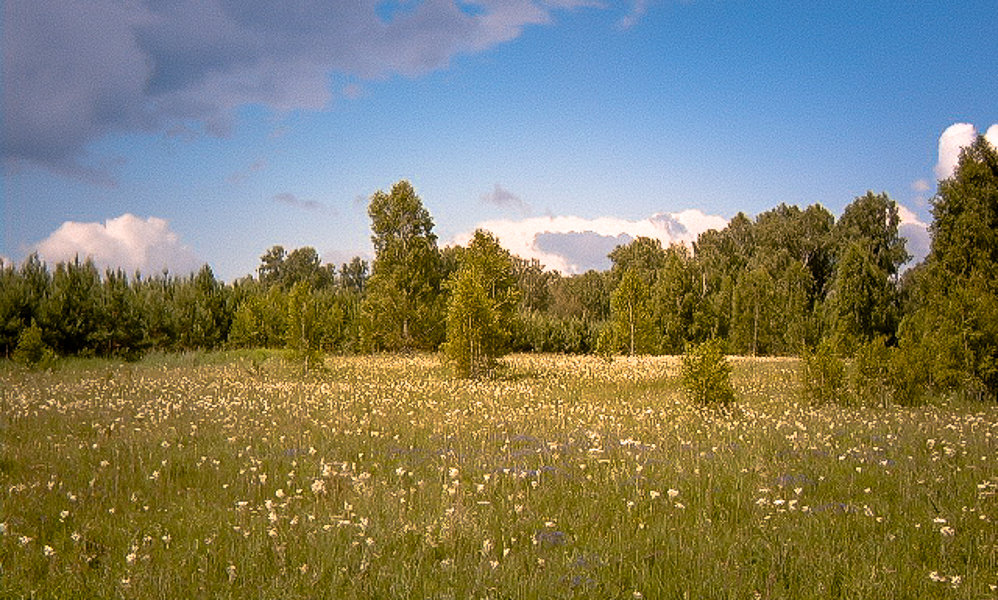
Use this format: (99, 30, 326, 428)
(2, 352, 995, 598)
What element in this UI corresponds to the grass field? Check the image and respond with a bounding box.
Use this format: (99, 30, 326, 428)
(1, 352, 996, 599)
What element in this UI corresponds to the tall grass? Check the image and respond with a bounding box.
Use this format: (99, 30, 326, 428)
(1, 353, 995, 598)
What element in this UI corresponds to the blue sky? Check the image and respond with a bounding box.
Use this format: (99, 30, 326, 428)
(3, 1, 996, 279)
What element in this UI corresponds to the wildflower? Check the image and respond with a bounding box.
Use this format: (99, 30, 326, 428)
(59, 510, 70, 521)
(939, 526, 955, 537)
(311, 479, 326, 494)
(275, 488, 285, 499)
(649, 490, 661, 500)
(19, 536, 32, 546)
(126, 551, 137, 564)
(667, 488, 680, 499)
(43, 545, 55, 557)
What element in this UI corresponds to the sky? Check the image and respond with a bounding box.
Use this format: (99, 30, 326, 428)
(2, 1, 997, 280)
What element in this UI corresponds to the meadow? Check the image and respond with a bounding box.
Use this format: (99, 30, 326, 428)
(1, 352, 995, 599)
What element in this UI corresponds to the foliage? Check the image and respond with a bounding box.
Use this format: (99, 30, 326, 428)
(11, 321, 55, 368)
(680, 338, 735, 406)
(361, 180, 444, 351)
(899, 135, 998, 400)
(443, 230, 520, 377)
(284, 281, 326, 373)
(847, 337, 892, 407)
(798, 341, 845, 406)
(606, 268, 655, 355)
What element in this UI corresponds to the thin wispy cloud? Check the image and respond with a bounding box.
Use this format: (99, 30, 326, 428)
(273, 193, 326, 212)
(481, 183, 531, 215)
(227, 159, 267, 185)
(617, 0, 651, 30)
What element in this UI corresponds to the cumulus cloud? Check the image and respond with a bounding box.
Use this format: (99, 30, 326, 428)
(895, 203, 930, 267)
(35, 214, 201, 275)
(454, 210, 728, 273)
(3, 1, 599, 178)
(481, 183, 530, 215)
(935, 122, 998, 180)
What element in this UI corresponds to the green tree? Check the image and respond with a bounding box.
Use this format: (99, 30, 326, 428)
(361, 181, 444, 351)
(835, 191, 910, 278)
(339, 257, 369, 295)
(681, 339, 735, 407)
(443, 230, 520, 377)
(731, 262, 776, 356)
(285, 281, 324, 372)
(825, 241, 895, 351)
(0, 255, 50, 357)
(12, 320, 55, 368)
(651, 244, 696, 354)
(96, 268, 149, 359)
(229, 284, 287, 348)
(175, 265, 231, 350)
(899, 135, 998, 399)
(609, 236, 666, 288)
(606, 268, 655, 355)
(37, 256, 102, 355)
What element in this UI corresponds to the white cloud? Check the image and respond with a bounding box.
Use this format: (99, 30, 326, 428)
(454, 209, 728, 273)
(910, 179, 931, 193)
(895, 202, 930, 267)
(935, 122, 998, 180)
(35, 214, 201, 275)
(988, 125, 998, 149)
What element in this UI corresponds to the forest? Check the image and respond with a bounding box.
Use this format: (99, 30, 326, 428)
(3, 136, 996, 401)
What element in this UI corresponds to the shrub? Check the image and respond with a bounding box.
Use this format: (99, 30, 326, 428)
(849, 337, 892, 407)
(681, 339, 735, 407)
(798, 341, 844, 406)
(12, 322, 56, 369)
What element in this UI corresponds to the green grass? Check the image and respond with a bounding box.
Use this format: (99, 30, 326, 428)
(1, 353, 996, 599)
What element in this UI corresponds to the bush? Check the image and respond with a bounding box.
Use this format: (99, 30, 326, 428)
(798, 341, 844, 406)
(849, 337, 892, 407)
(681, 339, 735, 407)
(12, 322, 56, 369)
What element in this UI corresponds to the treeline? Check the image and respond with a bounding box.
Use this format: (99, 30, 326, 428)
(3, 137, 996, 399)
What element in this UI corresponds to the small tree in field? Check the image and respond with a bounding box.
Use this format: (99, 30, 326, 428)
(608, 268, 655, 355)
(285, 281, 323, 373)
(12, 321, 55, 369)
(443, 230, 520, 377)
(798, 340, 845, 406)
(681, 339, 735, 407)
